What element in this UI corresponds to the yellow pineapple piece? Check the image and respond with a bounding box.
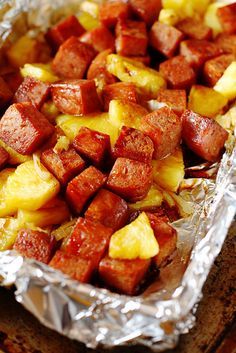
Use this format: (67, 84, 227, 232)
(56, 112, 119, 145)
(159, 9, 179, 26)
(129, 185, 163, 211)
(20, 63, 59, 83)
(204, 3, 223, 36)
(109, 212, 159, 260)
(0, 168, 17, 217)
(216, 105, 236, 130)
(162, 0, 210, 18)
(5, 160, 60, 212)
(106, 54, 166, 98)
(0, 218, 21, 250)
(188, 85, 228, 118)
(108, 99, 148, 130)
(52, 219, 77, 241)
(41, 101, 59, 122)
(152, 148, 184, 192)
(0, 139, 31, 165)
(214, 62, 236, 100)
(78, 12, 99, 31)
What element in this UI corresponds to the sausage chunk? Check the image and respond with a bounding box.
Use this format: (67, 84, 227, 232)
(51, 79, 101, 115)
(85, 189, 129, 230)
(182, 110, 229, 162)
(73, 127, 111, 167)
(159, 55, 196, 90)
(41, 147, 85, 186)
(0, 77, 13, 109)
(66, 166, 107, 214)
(99, 2, 130, 28)
(156, 89, 187, 116)
(52, 36, 96, 79)
(203, 54, 234, 86)
(140, 106, 182, 160)
(0, 102, 54, 155)
(150, 22, 184, 58)
(214, 33, 236, 54)
(14, 77, 50, 109)
(102, 82, 138, 111)
(0, 147, 9, 170)
(115, 19, 148, 56)
(177, 18, 212, 40)
(129, 0, 161, 26)
(79, 25, 115, 53)
(217, 3, 236, 35)
(14, 229, 55, 264)
(112, 126, 154, 163)
(99, 256, 151, 295)
(107, 157, 152, 202)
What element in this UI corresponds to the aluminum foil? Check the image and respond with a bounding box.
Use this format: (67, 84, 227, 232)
(0, 1, 236, 351)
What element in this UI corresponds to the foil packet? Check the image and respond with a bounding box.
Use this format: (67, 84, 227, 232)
(0, 1, 236, 351)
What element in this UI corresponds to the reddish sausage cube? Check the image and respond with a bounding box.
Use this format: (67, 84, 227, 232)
(180, 39, 222, 70)
(140, 106, 182, 160)
(14, 77, 50, 109)
(99, 2, 130, 28)
(182, 110, 229, 162)
(156, 89, 187, 116)
(177, 18, 212, 40)
(49, 250, 94, 282)
(0, 77, 13, 109)
(0, 147, 9, 170)
(150, 22, 184, 58)
(102, 82, 138, 111)
(112, 126, 154, 163)
(217, 3, 236, 35)
(51, 79, 101, 116)
(41, 147, 85, 186)
(203, 54, 234, 86)
(214, 33, 236, 54)
(0, 102, 54, 155)
(129, 0, 162, 26)
(66, 166, 107, 214)
(73, 127, 110, 167)
(87, 49, 117, 85)
(85, 189, 129, 230)
(115, 19, 148, 57)
(65, 217, 113, 269)
(79, 25, 115, 53)
(52, 36, 96, 79)
(45, 15, 85, 51)
(99, 256, 151, 295)
(159, 55, 196, 90)
(107, 157, 152, 202)
(14, 229, 55, 264)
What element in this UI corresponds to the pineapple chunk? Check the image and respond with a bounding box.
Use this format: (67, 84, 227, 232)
(159, 9, 179, 26)
(214, 62, 236, 100)
(5, 160, 60, 211)
(216, 105, 236, 130)
(0, 218, 21, 251)
(51, 219, 77, 241)
(80, 1, 99, 17)
(129, 185, 163, 211)
(162, 0, 210, 18)
(0, 169, 17, 217)
(188, 85, 228, 118)
(17, 197, 70, 228)
(108, 99, 148, 130)
(41, 101, 59, 122)
(152, 148, 184, 192)
(106, 54, 166, 98)
(204, 3, 223, 36)
(0, 139, 31, 165)
(56, 113, 119, 145)
(78, 12, 99, 31)
(20, 63, 59, 83)
(109, 212, 159, 260)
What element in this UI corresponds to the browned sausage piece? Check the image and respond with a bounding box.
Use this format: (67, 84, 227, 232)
(73, 127, 110, 167)
(180, 39, 223, 71)
(106, 157, 152, 202)
(156, 89, 187, 116)
(14, 77, 50, 109)
(102, 82, 138, 111)
(66, 166, 107, 214)
(182, 110, 229, 162)
(217, 3, 236, 35)
(115, 19, 148, 57)
(214, 33, 236, 54)
(203, 54, 234, 86)
(0, 102, 54, 155)
(99, 256, 151, 295)
(87, 49, 117, 86)
(112, 126, 154, 163)
(0, 146, 9, 170)
(41, 147, 85, 186)
(140, 106, 182, 160)
(79, 25, 115, 53)
(49, 250, 94, 282)
(51, 79, 101, 116)
(99, 2, 130, 28)
(85, 189, 129, 231)
(52, 36, 96, 79)
(14, 229, 55, 264)
(150, 22, 184, 58)
(0, 69, 23, 94)
(129, 0, 162, 26)
(0, 76, 13, 109)
(159, 55, 196, 90)
(177, 18, 212, 40)
(45, 15, 85, 51)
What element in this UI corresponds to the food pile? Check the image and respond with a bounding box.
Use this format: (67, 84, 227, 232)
(0, 0, 235, 295)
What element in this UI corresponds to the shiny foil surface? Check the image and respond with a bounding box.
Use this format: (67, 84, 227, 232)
(0, 1, 235, 351)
